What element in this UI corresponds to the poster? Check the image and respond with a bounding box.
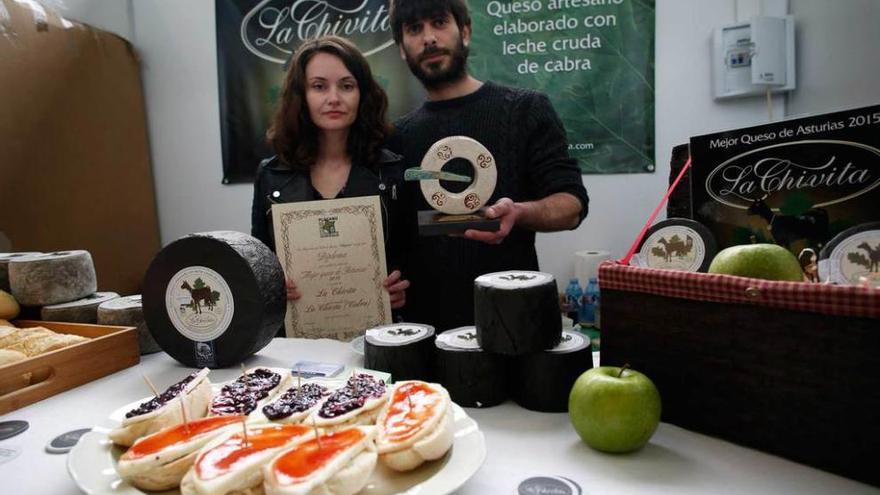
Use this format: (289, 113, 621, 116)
(216, 0, 655, 182)
(689, 104, 880, 259)
(469, 0, 655, 174)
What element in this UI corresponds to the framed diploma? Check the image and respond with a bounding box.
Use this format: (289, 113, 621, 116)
(271, 196, 391, 339)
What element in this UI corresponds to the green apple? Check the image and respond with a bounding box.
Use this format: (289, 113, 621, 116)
(708, 243, 803, 281)
(568, 366, 661, 453)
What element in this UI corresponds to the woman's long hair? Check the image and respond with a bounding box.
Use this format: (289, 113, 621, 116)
(267, 35, 391, 170)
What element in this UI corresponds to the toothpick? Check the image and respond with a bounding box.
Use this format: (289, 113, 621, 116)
(179, 395, 190, 434)
(311, 415, 323, 451)
(296, 365, 302, 389)
(240, 364, 248, 381)
(407, 392, 414, 413)
(239, 402, 249, 446)
(142, 374, 160, 398)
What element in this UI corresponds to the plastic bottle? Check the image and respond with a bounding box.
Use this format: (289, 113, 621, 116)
(580, 278, 600, 328)
(564, 278, 582, 323)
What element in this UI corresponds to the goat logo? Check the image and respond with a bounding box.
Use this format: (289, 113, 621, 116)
(180, 278, 220, 315)
(650, 234, 694, 262)
(847, 241, 880, 273)
(318, 217, 338, 238)
(746, 195, 829, 251)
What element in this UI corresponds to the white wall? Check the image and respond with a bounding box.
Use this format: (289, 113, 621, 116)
(787, 0, 880, 117)
(40, 0, 880, 290)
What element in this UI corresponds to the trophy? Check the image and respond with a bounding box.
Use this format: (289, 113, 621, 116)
(405, 136, 501, 236)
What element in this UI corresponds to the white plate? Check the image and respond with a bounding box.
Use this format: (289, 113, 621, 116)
(351, 335, 365, 356)
(68, 395, 485, 495)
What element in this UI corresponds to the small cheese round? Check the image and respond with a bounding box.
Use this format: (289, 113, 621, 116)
(8, 251, 97, 306)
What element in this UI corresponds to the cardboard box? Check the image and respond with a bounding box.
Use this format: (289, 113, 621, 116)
(0, 1, 160, 294)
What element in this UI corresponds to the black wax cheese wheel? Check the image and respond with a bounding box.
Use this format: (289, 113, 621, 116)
(364, 323, 435, 382)
(818, 222, 880, 287)
(0, 252, 41, 292)
(473, 271, 561, 356)
(512, 331, 593, 412)
(434, 326, 510, 408)
(98, 295, 161, 355)
(142, 231, 285, 368)
(632, 218, 717, 272)
(8, 251, 97, 306)
(41, 292, 119, 323)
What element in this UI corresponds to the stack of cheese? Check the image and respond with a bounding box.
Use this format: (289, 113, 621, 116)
(0, 320, 89, 393)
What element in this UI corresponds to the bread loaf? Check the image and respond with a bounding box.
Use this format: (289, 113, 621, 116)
(0, 348, 30, 394)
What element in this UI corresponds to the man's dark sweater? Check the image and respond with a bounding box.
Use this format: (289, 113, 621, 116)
(388, 81, 590, 331)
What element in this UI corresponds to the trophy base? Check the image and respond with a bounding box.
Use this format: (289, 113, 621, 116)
(418, 209, 501, 236)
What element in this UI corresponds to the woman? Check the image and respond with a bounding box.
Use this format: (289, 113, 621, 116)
(252, 35, 410, 310)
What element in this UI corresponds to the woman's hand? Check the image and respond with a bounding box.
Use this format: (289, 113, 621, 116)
(286, 279, 302, 301)
(383, 270, 410, 309)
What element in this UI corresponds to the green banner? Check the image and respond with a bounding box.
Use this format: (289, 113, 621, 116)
(469, 0, 655, 174)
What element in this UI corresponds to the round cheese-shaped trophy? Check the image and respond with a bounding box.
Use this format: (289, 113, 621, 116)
(0, 252, 41, 292)
(142, 231, 285, 368)
(41, 291, 118, 323)
(434, 326, 510, 408)
(8, 251, 97, 306)
(364, 323, 435, 382)
(420, 136, 497, 215)
(512, 330, 593, 412)
(819, 222, 880, 287)
(474, 270, 561, 355)
(98, 295, 160, 354)
(632, 218, 717, 272)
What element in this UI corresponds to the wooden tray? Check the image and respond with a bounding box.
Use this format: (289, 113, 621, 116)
(0, 320, 140, 414)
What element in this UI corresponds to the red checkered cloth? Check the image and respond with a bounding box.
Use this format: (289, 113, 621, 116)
(598, 261, 880, 319)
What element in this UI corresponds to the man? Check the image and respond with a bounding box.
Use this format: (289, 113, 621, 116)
(388, 0, 590, 330)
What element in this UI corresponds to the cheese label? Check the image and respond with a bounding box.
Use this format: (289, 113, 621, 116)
(635, 225, 708, 272)
(366, 324, 430, 345)
(475, 271, 553, 289)
(548, 331, 587, 354)
(819, 227, 880, 287)
(165, 266, 234, 342)
(437, 327, 481, 350)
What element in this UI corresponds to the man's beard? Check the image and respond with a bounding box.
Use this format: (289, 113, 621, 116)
(405, 38, 469, 90)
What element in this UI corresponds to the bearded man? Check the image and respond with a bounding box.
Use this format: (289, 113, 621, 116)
(388, 0, 590, 330)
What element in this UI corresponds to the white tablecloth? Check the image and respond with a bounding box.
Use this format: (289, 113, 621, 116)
(1, 338, 877, 494)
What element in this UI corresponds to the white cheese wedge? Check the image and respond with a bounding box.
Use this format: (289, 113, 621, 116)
(117, 415, 245, 491)
(180, 423, 316, 495)
(208, 367, 293, 419)
(109, 368, 213, 446)
(307, 374, 389, 430)
(375, 380, 454, 471)
(263, 425, 377, 495)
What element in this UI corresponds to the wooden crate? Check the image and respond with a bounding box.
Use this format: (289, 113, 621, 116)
(599, 262, 880, 487)
(0, 320, 140, 414)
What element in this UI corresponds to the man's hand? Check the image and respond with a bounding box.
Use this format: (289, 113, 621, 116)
(383, 270, 410, 309)
(285, 279, 302, 301)
(463, 193, 583, 244)
(463, 197, 520, 244)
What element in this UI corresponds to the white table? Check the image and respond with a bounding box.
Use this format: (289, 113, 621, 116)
(1, 338, 877, 494)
